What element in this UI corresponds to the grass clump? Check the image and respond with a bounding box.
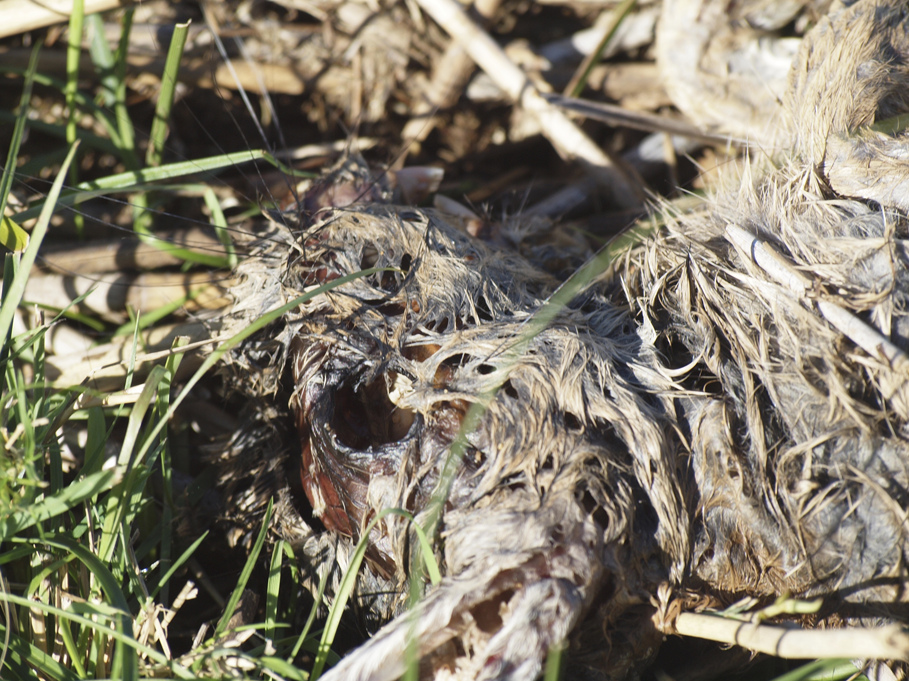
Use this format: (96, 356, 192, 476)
(0, 7, 325, 680)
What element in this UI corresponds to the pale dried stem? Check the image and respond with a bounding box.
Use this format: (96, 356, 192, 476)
(400, 0, 504, 155)
(0, 0, 129, 39)
(547, 94, 742, 145)
(49, 321, 212, 390)
(412, 0, 644, 208)
(38, 229, 225, 276)
(675, 612, 909, 661)
(725, 224, 909, 412)
(25, 271, 234, 323)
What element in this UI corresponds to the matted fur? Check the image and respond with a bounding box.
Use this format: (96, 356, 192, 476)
(218, 0, 909, 678)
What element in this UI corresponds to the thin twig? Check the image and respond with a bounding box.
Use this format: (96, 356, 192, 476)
(724, 224, 909, 377)
(547, 94, 744, 146)
(399, 0, 504, 157)
(412, 0, 644, 209)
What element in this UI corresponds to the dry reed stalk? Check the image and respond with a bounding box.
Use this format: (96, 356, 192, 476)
(38, 228, 226, 275)
(399, 0, 503, 156)
(0, 0, 129, 39)
(24, 270, 234, 323)
(412, 0, 644, 208)
(674, 614, 909, 661)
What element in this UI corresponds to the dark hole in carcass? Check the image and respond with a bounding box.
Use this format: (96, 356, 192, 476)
(564, 411, 582, 431)
(330, 375, 415, 449)
(470, 588, 516, 634)
(475, 294, 495, 322)
(403, 343, 441, 362)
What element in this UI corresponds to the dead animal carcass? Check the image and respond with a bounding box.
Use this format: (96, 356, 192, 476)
(218, 0, 909, 679)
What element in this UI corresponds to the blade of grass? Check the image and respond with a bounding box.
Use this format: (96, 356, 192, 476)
(0, 216, 28, 253)
(146, 21, 190, 167)
(150, 531, 209, 600)
(156, 336, 188, 607)
(257, 655, 309, 681)
(1, 631, 80, 681)
(203, 185, 237, 269)
(65, 0, 85, 237)
(214, 499, 273, 638)
(289, 542, 331, 661)
(0, 108, 120, 156)
(265, 539, 286, 643)
(0, 470, 117, 542)
(112, 286, 221, 338)
(0, 141, 80, 358)
(310, 507, 441, 681)
(0, 42, 42, 241)
(87, 9, 138, 168)
(113, 9, 137, 162)
(96, 365, 166, 564)
(564, 0, 637, 98)
(770, 659, 860, 681)
(12, 149, 278, 223)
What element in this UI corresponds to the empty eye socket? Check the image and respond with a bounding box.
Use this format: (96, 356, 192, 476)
(330, 376, 416, 450)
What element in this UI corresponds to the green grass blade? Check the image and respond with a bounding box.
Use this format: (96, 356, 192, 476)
(289, 543, 331, 661)
(257, 655, 309, 681)
(147, 21, 191, 167)
(65, 0, 85, 147)
(96, 365, 167, 564)
(112, 287, 219, 337)
(770, 659, 860, 681)
(150, 531, 209, 600)
(203, 185, 237, 268)
(0, 42, 41, 235)
(0, 109, 120, 157)
(265, 540, 286, 643)
(65, 0, 85, 237)
(565, 0, 637, 98)
(12, 149, 273, 223)
(1, 631, 80, 681)
(215, 499, 274, 638)
(0, 141, 80, 355)
(86, 10, 138, 167)
(543, 640, 564, 681)
(310, 507, 441, 680)
(86, 13, 117, 107)
(156, 336, 187, 606)
(0, 470, 117, 542)
(113, 8, 137, 161)
(0, 215, 28, 253)
(32, 536, 129, 611)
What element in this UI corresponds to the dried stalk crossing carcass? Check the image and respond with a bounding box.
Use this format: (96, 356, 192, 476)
(218, 0, 909, 678)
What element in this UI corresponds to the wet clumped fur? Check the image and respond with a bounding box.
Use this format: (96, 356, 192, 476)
(217, 0, 909, 679)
